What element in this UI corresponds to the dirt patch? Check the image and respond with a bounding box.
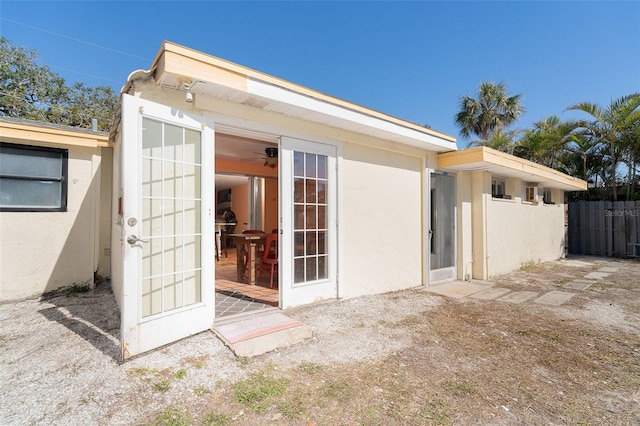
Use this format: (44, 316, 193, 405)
(1, 256, 639, 425)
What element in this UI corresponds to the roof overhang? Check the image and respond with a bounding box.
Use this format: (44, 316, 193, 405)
(0, 117, 111, 149)
(438, 146, 588, 191)
(143, 41, 456, 152)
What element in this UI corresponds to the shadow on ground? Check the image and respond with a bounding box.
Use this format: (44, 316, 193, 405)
(38, 281, 121, 361)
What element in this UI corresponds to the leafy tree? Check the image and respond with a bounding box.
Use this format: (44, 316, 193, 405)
(66, 82, 117, 131)
(0, 36, 116, 131)
(567, 94, 640, 200)
(454, 82, 526, 144)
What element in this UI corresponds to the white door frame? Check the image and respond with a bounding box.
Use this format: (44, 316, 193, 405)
(279, 136, 338, 308)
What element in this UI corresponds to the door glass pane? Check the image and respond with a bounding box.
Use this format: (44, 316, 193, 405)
(140, 118, 202, 317)
(292, 150, 329, 286)
(430, 174, 456, 270)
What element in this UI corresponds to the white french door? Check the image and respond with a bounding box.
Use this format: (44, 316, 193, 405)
(279, 137, 337, 308)
(120, 94, 215, 359)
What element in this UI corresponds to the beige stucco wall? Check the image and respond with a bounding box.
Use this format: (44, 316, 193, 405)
(340, 142, 424, 299)
(457, 171, 566, 280)
(0, 143, 106, 301)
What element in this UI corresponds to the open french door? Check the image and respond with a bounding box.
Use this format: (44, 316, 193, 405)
(120, 94, 215, 359)
(279, 137, 337, 308)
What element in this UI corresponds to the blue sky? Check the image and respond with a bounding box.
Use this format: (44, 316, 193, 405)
(1, 1, 639, 148)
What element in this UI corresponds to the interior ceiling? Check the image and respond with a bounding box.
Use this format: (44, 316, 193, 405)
(216, 132, 277, 163)
(215, 133, 276, 191)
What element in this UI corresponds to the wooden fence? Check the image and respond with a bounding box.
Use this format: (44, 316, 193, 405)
(568, 201, 640, 257)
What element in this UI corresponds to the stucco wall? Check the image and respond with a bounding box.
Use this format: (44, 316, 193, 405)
(340, 142, 424, 298)
(458, 171, 566, 279)
(487, 193, 565, 277)
(0, 144, 105, 300)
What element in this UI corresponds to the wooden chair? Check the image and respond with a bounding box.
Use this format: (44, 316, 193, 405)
(259, 233, 278, 288)
(242, 230, 265, 273)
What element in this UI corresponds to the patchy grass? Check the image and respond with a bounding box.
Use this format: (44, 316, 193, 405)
(172, 369, 186, 380)
(232, 372, 289, 413)
(297, 362, 323, 376)
(152, 379, 172, 393)
(194, 384, 209, 396)
(148, 408, 191, 426)
(202, 412, 228, 426)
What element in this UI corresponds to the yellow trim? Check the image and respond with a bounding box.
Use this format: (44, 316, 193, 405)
(153, 41, 456, 143)
(0, 120, 111, 149)
(438, 146, 588, 191)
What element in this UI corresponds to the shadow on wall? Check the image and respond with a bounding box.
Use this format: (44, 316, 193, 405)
(43, 150, 109, 294)
(38, 281, 121, 362)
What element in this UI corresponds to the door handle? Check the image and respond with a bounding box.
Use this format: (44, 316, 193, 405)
(127, 235, 149, 244)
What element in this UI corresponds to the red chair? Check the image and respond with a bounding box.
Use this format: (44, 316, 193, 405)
(259, 233, 278, 288)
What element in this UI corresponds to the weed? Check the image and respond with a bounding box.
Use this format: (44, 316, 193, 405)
(153, 379, 172, 393)
(65, 284, 91, 297)
(418, 401, 451, 425)
(236, 356, 252, 369)
(202, 412, 228, 426)
(149, 408, 191, 426)
(194, 384, 209, 396)
(278, 395, 305, 419)
(444, 380, 475, 397)
(321, 379, 352, 402)
(172, 369, 186, 380)
(128, 367, 159, 377)
(520, 261, 537, 272)
(549, 333, 562, 343)
(297, 362, 323, 375)
(233, 372, 289, 413)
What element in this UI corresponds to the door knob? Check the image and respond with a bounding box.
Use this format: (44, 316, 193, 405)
(127, 235, 149, 244)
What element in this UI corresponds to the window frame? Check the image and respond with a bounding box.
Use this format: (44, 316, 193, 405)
(491, 177, 507, 199)
(0, 142, 68, 212)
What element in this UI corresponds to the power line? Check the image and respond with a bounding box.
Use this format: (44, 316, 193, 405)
(48, 64, 124, 85)
(1, 17, 151, 62)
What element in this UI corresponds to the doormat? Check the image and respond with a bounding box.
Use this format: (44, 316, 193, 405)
(212, 312, 312, 357)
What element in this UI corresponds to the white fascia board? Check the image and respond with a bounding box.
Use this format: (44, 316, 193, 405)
(247, 78, 456, 152)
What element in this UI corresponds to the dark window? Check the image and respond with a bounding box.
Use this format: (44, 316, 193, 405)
(0, 142, 68, 212)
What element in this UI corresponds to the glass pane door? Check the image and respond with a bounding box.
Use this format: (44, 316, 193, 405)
(293, 151, 328, 284)
(141, 118, 202, 317)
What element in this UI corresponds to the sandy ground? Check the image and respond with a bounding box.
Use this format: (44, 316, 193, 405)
(1, 256, 639, 425)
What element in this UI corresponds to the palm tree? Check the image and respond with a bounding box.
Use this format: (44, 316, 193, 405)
(567, 93, 640, 200)
(454, 82, 526, 144)
(514, 115, 580, 170)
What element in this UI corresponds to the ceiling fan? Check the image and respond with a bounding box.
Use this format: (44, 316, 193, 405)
(263, 147, 278, 168)
(239, 146, 278, 168)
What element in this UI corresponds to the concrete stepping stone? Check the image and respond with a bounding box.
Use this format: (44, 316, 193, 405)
(563, 282, 592, 291)
(584, 272, 610, 280)
(534, 291, 575, 306)
(573, 278, 597, 284)
(470, 287, 511, 300)
(424, 281, 494, 299)
(498, 291, 538, 304)
(597, 266, 619, 273)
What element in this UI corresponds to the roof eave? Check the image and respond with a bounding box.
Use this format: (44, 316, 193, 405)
(151, 41, 457, 152)
(438, 146, 588, 192)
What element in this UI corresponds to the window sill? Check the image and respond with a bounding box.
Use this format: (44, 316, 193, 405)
(492, 196, 515, 203)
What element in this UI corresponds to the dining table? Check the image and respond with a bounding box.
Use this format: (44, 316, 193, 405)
(227, 233, 267, 285)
